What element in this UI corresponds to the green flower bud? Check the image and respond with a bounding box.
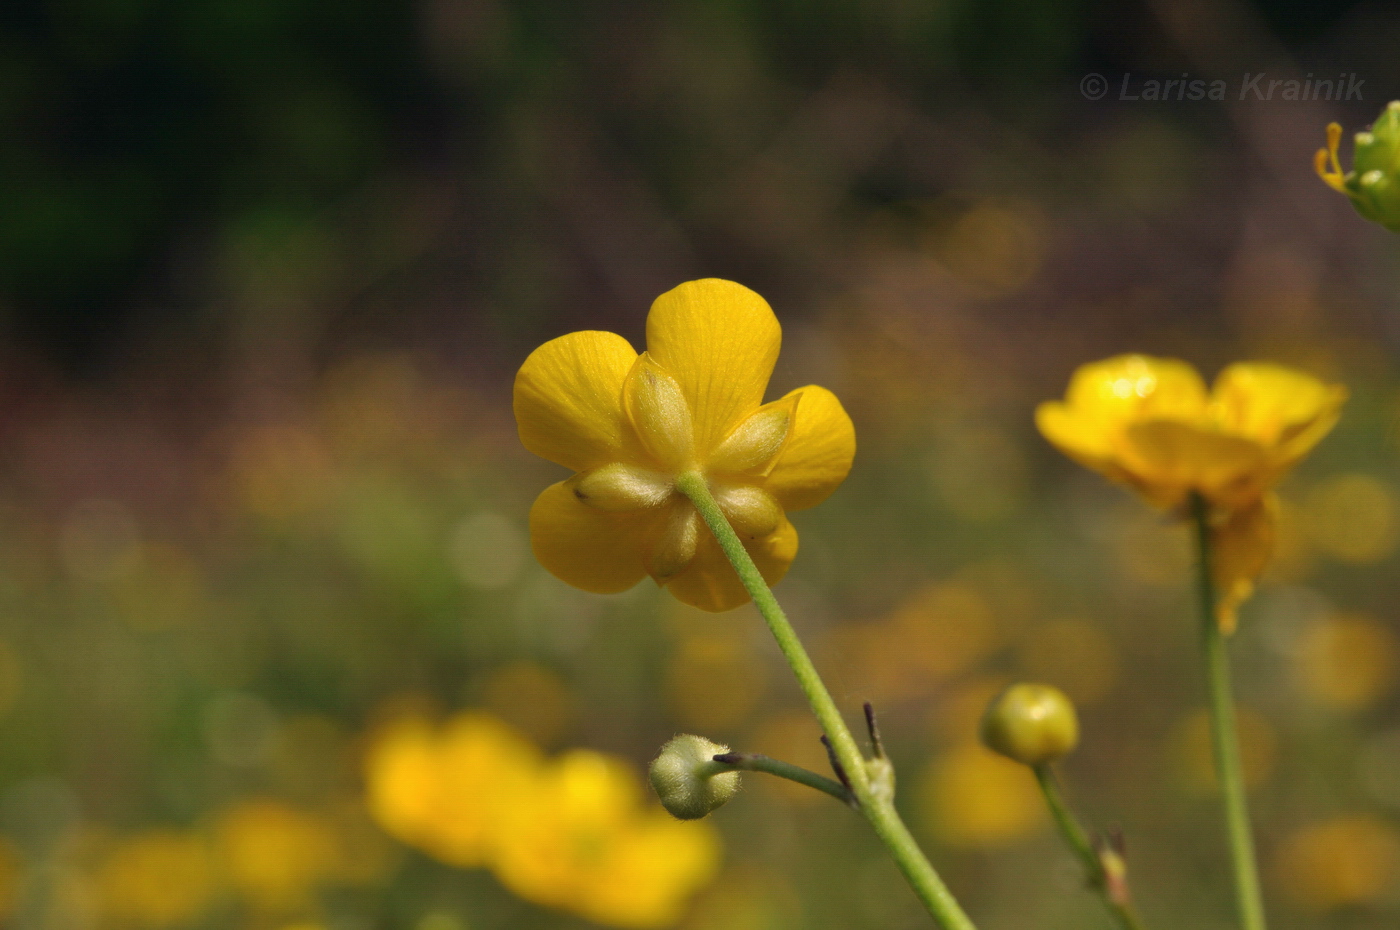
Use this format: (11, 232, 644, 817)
(980, 683, 1080, 766)
(1316, 101, 1400, 233)
(649, 734, 741, 820)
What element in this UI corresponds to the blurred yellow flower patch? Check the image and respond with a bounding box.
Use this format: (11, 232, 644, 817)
(1038, 355, 1345, 512)
(364, 707, 721, 927)
(513, 278, 855, 612)
(214, 799, 343, 915)
(1275, 815, 1400, 913)
(919, 743, 1045, 847)
(95, 829, 215, 927)
(494, 750, 720, 929)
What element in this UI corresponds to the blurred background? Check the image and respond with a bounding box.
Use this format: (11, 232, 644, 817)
(1, 0, 1399, 928)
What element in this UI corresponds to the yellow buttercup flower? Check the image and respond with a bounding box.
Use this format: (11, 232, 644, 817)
(1037, 355, 1344, 511)
(514, 279, 856, 612)
(1038, 355, 1345, 630)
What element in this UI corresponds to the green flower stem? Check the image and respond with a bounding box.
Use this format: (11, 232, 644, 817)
(1033, 765, 1148, 930)
(1191, 494, 1267, 930)
(675, 470, 978, 930)
(710, 751, 853, 804)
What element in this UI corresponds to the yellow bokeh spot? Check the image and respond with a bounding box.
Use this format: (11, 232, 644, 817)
(214, 799, 340, 915)
(1293, 615, 1398, 711)
(893, 583, 1000, 688)
(935, 202, 1046, 297)
(1302, 474, 1399, 564)
(920, 743, 1045, 847)
(1018, 619, 1120, 706)
(1275, 815, 1400, 913)
(665, 634, 767, 732)
(482, 662, 576, 747)
(96, 830, 214, 927)
(1170, 707, 1276, 790)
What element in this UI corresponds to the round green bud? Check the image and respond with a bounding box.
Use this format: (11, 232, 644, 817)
(649, 734, 741, 820)
(980, 683, 1080, 766)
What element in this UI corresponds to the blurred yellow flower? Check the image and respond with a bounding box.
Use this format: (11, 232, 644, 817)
(365, 710, 541, 868)
(1038, 355, 1344, 511)
(364, 707, 721, 927)
(493, 750, 720, 929)
(1275, 815, 1400, 913)
(1293, 616, 1398, 712)
(214, 799, 340, 915)
(919, 743, 1045, 847)
(1038, 355, 1345, 630)
(96, 830, 215, 927)
(514, 278, 856, 612)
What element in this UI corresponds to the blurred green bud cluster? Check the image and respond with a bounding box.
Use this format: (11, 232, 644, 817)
(649, 734, 741, 820)
(1317, 101, 1400, 233)
(981, 683, 1080, 766)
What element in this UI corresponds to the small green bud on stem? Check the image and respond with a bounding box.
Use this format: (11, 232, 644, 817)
(649, 734, 741, 820)
(981, 683, 1079, 766)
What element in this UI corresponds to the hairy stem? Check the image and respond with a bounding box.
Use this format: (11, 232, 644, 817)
(711, 751, 853, 804)
(675, 471, 977, 930)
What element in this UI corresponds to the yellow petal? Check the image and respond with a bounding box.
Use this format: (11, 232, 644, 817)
(1037, 356, 1209, 503)
(1035, 400, 1129, 476)
(1121, 420, 1266, 497)
(665, 518, 798, 612)
(763, 386, 856, 512)
(529, 481, 654, 594)
(1211, 495, 1277, 634)
(515, 331, 642, 471)
(1062, 354, 1208, 427)
(645, 279, 781, 454)
(1210, 362, 1347, 460)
